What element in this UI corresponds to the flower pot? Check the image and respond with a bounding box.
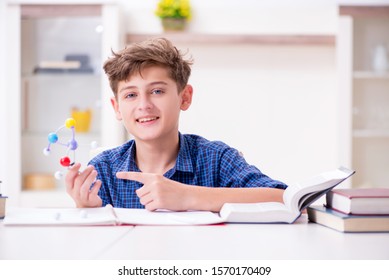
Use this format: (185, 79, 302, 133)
(161, 17, 187, 31)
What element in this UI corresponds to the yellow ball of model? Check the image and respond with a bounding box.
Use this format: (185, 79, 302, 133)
(65, 118, 76, 129)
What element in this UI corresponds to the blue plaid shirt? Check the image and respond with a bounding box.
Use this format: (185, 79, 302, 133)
(89, 133, 287, 208)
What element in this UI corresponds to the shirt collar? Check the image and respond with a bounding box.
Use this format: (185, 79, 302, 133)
(126, 133, 194, 174)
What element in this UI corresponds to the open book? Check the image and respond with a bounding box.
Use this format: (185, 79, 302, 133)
(3, 206, 224, 226)
(220, 166, 355, 223)
(4, 167, 354, 226)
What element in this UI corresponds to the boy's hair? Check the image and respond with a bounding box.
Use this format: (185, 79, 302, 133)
(103, 37, 193, 97)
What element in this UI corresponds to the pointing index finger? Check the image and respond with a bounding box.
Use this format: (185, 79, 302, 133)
(116, 171, 152, 183)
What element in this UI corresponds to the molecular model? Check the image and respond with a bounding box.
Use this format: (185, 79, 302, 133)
(43, 118, 97, 180)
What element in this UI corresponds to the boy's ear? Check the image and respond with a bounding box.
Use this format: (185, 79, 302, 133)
(180, 84, 193, 111)
(110, 97, 122, 121)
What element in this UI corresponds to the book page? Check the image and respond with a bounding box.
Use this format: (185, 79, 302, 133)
(283, 168, 355, 213)
(114, 208, 224, 225)
(3, 207, 117, 226)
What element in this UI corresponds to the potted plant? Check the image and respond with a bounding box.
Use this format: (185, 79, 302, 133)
(155, 0, 192, 31)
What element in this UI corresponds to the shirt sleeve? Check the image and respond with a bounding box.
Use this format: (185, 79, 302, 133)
(218, 147, 288, 189)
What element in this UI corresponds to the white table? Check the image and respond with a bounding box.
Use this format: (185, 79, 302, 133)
(1, 216, 389, 260)
(0, 223, 134, 259)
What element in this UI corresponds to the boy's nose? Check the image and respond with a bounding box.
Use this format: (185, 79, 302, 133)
(137, 94, 153, 110)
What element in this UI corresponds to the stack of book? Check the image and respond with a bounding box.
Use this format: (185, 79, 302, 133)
(307, 188, 389, 232)
(0, 180, 7, 219)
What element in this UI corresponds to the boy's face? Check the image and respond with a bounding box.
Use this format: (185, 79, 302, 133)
(111, 66, 192, 144)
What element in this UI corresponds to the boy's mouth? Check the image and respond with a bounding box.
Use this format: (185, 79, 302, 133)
(136, 117, 159, 123)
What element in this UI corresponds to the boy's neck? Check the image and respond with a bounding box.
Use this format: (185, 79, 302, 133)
(134, 133, 180, 175)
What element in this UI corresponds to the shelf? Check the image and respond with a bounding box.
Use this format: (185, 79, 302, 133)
(23, 72, 100, 78)
(339, 5, 389, 17)
(126, 33, 336, 46)
(30, 70, 96, 75)
(353, 129, 389, 138)
(21, 4, 102, 18)
(5, 1, 123, 208)
(353, 71, 389, 79)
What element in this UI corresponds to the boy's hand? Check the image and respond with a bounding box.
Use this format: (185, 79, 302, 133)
(65, 163, 102, 208)
(116, 171, 191, 211)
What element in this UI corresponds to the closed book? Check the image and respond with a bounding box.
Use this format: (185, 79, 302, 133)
(0, 196, 7, 219)
(326, 188, 389, 215)
(307, 205, 389, 232)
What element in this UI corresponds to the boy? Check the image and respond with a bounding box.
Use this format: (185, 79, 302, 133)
(65, 38, 287, 212)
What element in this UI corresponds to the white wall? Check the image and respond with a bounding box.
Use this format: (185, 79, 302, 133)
(179, 44, 337, 184)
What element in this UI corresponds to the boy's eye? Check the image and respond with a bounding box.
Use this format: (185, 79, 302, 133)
(125, 92, 137, 99)
(151, 89, 163, 95)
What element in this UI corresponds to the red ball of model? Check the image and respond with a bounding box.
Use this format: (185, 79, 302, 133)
(60, 156, 71, 167)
